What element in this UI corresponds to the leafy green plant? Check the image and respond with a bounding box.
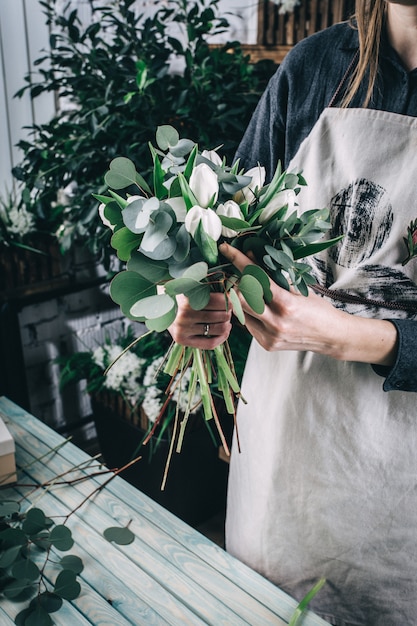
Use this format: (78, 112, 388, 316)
(12, 0, 276, 267)
(0, 448, 136, 625)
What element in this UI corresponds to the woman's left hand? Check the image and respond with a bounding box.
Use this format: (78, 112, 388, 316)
(220, 243, 398, 366)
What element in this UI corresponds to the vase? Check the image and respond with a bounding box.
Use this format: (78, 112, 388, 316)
(91, 392, 231, 527)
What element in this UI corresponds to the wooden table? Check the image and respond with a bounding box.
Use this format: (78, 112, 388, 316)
(0, 396, 329, 625)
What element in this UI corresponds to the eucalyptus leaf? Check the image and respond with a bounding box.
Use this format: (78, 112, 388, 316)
(49, 525, 74, 551)
(12, 558, 40, 582)
(103, 526, 135, 545)
(127, 251, 170, 283)
(292, 235, 343, 260)
(228, 288, 245, 325)
(182, 261, 208, 282)
(53, 570, 81, 601)
(122, 197, 156, 234)
(170, 138, 195, 158)
(22, 508, 47, 535)
(145, 306, 177, 332)
(110, 227, 141, 261)
(239, 274, 265, 314)
(110, 271, 156, 321)
(25, 605, 53, 626)
(59, 555, 84, 575)
(140, 235, 177, 261)
(156, 125, 179, 151)
(264, 245, 293, 271)
(3, 577, 32, 599)
(242, 265, 273, 303)
(141, 210, 174, 252)
(0, 545, 22, 568)
(130, 294, 175, 320)
(173, 224, 191, 263)
(0, 527, 27, 547)
(36, 592, 63, 614)
(104, 157, 137, 189)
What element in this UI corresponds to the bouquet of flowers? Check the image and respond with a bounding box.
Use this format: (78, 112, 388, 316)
(95, 125, 340, 458)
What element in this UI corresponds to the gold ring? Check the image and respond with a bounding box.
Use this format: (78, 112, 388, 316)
(203, 323, 210, 337)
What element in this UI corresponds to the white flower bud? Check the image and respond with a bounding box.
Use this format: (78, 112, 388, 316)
(165, 197, 187, 222)
(98, 203, 113, 229)
(258, 188, 296, 224)
(234, 165, 266, 205)
(216, 200, 244, 237)
(201, 149, 223, 167)
(185, 205, 222, 241)
(189, 163, 219, 208)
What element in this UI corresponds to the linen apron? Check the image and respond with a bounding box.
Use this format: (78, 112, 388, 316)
(225, 108, 417, 626)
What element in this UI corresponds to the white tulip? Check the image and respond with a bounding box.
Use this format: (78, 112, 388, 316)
(185, 205, 222, 241)
(201, 149, 223, 167)
(216, 200, 244, 237)
(258, 188, 296, 224)
(98, 203, 113, 229)
(234, 165, 266, 205)
(189, 163, 219, 208)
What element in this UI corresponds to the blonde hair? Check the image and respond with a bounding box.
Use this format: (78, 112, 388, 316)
(343, 0, 386, 107)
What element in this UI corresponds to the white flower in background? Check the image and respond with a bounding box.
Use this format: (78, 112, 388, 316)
(165, 196, 187, 222)
(189, 163, 219, 207)
(216, 200, 244, 237)
(185, 206, 222, 241)
(258, 188, 296, 224)
(92, 344, 147, 406)
(7, 206, 35, 236)
(234, 165, 266, 205)
(142, 356, 201, 424)
(201, 149, 223, 167)
(271, 0, 300, 13)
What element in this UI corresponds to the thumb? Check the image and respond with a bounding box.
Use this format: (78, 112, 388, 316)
(219, 242, 256, 272)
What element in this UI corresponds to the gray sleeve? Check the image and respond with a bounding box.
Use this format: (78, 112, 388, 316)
(372, 319, 417, 392)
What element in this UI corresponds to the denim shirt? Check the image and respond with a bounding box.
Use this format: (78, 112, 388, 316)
(235, 21, 417, 393)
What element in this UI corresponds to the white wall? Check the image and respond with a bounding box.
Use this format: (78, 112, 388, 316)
(0, 0, 257, 198)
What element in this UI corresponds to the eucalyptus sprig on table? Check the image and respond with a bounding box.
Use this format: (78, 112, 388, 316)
(96, 125, 341, 471)
(0, 446, 137, 626)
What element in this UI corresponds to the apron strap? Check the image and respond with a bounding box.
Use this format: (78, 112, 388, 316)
(312, 284, 417, 313)
(328, 50, 360, 108)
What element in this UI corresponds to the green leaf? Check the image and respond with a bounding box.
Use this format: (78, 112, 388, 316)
(104, 157, 137, 189)
(49, 525, 74, 551)
(59, 555, 84, 575)
(53, 570, 81, 601)
(3, 577, 32, 599)
(110, 271, 156, 317)
(173, 224, 191, 263)
(12, 558, 40, 582)
(0, 527, 27, 547)
(0, 545, 22, 568)
(218, 216, 251, 231)
(177, 172, 199, 211)
(182, 261, 208, 282)
(103, 526, 135, 545)
(122, 196, 156, 234)
(22, 605, 53, 626)
(156, 125, 179, 151)
(145, 306, 177, 332)
(228, 287, 245, 325)
(127, 251, 170, 283)
(22, 508, 47, 535)
(242, 265, 272, 303)
(238, 274, 265, 314)
(292, 235, 343, 260)
(140, 235, 177, 261)
(149, 143, 168, 199)
(130, 294, 175, 320)
(110, 227, 142, 261)
(264, 246, 293, 271)
(288, 578, 326, 626)
(141, 211, 174, 253)
(36, 592, 63, 614)
(164, 277, 211, 310)
(193, 220, 218, 265)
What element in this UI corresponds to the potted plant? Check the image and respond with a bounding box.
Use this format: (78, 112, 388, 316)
(12, 0, 276, 269)
(57, 324, 247, 526)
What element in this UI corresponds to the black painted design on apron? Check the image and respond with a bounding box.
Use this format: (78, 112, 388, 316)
(313, 178, 417, 317)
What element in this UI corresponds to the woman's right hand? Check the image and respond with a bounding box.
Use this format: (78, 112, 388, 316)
(169, 293, 232, 349)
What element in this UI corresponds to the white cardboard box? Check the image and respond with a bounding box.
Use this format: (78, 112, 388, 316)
(0, 417, 17, 485)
